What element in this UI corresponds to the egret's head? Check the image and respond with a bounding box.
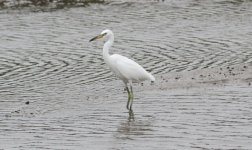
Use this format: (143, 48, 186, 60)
(89, 29, 114, 42)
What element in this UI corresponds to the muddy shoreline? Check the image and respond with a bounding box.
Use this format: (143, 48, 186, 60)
(147, 62, 252, 91)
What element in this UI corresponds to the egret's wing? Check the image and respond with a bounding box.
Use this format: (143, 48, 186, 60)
(110, 54, 151, 82)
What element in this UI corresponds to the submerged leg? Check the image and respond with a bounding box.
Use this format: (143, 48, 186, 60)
(128, 109, 134, 121)
(126, 86, 131, 110)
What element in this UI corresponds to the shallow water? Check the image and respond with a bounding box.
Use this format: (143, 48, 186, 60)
(0, 0, 252, 149)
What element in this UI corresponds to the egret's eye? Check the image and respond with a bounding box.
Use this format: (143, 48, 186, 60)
(102, 33, 107, 36)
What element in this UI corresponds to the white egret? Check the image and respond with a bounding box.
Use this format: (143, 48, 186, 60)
(89, 29, 155, 111)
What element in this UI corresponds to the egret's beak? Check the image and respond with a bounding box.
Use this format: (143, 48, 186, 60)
(89, 33, 106, 42)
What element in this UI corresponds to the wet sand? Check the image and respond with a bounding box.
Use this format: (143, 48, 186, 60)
(152, 62, 252, 90)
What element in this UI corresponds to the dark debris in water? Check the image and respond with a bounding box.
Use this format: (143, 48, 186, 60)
(0, 0, 105, 11)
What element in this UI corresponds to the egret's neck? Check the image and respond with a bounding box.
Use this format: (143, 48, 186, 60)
(103, 36, 114, 63)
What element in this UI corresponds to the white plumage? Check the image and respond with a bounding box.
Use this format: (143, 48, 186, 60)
(90, 29, 155, 111)
(108, 54, 155, 83)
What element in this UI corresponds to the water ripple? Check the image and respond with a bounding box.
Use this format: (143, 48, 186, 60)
(1, 1, 252, 149)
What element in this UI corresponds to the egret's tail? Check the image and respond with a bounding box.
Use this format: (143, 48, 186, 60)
(148, 73, 155, 82)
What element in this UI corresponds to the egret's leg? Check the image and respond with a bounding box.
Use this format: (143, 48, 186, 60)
(129, 85, 134, 111)
(126, 86, 131, 110)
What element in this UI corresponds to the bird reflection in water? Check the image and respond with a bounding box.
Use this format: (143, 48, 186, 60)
(114, 112, 154, 141)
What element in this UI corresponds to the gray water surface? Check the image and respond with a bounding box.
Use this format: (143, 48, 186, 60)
(0, 0, 252, 149)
